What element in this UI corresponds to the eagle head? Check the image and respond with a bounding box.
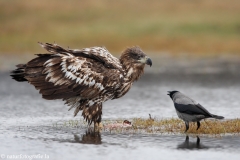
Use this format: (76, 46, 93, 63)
(120, 46, 152, 81)
(120, 46, 152, 68)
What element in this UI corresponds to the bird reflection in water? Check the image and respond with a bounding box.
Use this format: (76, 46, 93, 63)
(73, 129, 102, 144)
(177, 136, 209, 150)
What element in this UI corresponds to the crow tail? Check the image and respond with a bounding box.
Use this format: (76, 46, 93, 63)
(212, 114, 224, 119)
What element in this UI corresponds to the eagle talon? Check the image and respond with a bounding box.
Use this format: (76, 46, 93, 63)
(94, 122, 103, 132)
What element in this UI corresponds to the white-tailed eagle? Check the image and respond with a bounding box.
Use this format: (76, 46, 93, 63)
(11, 42, 152, 129)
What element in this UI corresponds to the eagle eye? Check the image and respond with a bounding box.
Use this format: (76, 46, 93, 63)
(137, 54, 144, 59)
(132, 53, 141, 59)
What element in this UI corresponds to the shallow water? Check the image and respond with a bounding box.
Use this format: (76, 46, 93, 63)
(1, 58, 240, 160)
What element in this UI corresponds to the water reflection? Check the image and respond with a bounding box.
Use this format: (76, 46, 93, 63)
(73, 129, 102, 144)
(177, 136, 209, 150)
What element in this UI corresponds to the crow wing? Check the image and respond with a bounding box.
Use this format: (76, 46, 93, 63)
(174, 103, 213, 117)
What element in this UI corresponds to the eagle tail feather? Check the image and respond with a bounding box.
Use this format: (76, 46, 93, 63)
(10, 54, 52, 82)
(10, 64, 27, 82)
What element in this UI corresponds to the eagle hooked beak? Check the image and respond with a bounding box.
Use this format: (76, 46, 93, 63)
(146, 57, 152, 67)
(139, 56, 152, 67)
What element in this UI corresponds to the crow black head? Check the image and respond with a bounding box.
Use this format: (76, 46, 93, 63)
(167, 91, 179, 99)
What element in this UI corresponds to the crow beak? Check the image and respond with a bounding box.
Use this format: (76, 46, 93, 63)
(145, 57, 152, 67)
(167, 91, 171, 95)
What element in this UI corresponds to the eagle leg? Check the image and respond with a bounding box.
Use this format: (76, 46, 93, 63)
(196, 121, 201, 130)
(94, 122, 103, 132)
(93, 108, 103, 131)
(82, 103, 103, 131)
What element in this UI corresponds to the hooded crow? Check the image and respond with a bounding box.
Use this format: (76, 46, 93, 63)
(167, 91, 224, 132)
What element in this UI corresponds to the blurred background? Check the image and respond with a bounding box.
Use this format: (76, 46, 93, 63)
(1, 1, 240, 158)
(1, 0, 240, 68)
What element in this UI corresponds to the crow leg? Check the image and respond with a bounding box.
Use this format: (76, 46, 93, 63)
(196, 121, 201, 130)
(196, 136, 200, 145)
(196, 136, 200, 148)
(185, 121, 189, 132)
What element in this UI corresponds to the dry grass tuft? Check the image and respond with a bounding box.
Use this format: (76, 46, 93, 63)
(132, 118, 240, 136)
(51, 118, 240, 136)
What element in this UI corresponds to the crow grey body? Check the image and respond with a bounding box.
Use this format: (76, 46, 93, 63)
(168, 91, 224, 132)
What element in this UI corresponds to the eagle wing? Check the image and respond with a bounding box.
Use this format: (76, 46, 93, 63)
(25, 43, 124, 104)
